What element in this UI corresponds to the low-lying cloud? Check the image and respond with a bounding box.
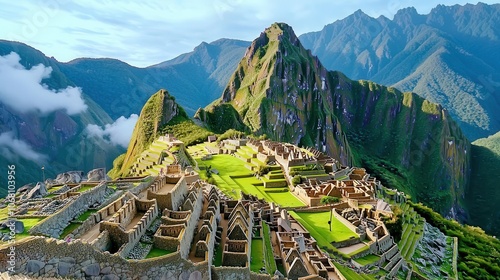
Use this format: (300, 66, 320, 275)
(0, 52, 87, 115)
(86, 114, 139, 148)
(0, 132, 47, 163)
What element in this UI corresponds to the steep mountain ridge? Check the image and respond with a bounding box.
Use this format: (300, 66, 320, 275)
(111, 89, 189, 178)
(300, 3, 500, 140)
(60, 39, 249, 117)
(198, 23, 469, 216)
(467, 131, 500, 236)
(0, 41, 123, 192)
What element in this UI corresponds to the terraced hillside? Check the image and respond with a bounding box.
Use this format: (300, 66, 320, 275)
(128, 138, 176, 176)
(397, 203, 425, 260)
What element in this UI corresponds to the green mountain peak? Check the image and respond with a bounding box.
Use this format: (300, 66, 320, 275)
(110, 89, 188, 178)
(198, 23, 470, 216)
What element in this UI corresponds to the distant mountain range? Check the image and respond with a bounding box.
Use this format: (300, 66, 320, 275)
(0, 41, 123, 195)
(59, 39, 249, 118)
(300, 3, 500, 140)
(0, 39, 248, 195)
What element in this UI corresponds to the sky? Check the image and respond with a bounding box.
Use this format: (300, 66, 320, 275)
(0, 0, 497, 67)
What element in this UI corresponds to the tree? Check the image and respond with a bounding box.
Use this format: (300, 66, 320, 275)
(291, 175, 302, 186)
(321, 196, 340, 232)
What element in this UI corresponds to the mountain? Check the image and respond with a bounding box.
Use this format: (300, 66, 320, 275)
(59, 39, 250, 117)
(109, 89, 189, 178)
(0, 41, 124, 195)
(467, 131, 500, 236)
(299, 3, 500, 140)
(197, 23, 469, 217)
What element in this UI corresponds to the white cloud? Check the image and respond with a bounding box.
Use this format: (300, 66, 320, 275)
(0, 52, 87, 115)
(86, 114, 139, 148)
(0, 132, 47, 163)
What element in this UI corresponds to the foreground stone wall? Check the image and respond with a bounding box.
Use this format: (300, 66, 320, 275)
(211, 266, 274, 280)
(29, 183, 108, 238)
(0, 237, 209, 279)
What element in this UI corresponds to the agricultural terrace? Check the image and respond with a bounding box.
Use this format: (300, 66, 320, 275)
(397, 203, 425, 260)
(194, 154, 305, 208)
(0, 206, 45, 241)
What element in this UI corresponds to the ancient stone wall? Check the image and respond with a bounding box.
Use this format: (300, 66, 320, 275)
(167, 176, 189, 211)
(29, 183, 108, 238)
(0, 237, 210, 279)
(332, 209, 359, 234)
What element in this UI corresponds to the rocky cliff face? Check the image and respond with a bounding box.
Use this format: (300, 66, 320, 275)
(113, 89, 188, 177)
(198, 23, 470, 216)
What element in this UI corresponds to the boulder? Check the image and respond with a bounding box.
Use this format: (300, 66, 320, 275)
(24, 182, 47, 199)
(58, 261, 73, 276)
(82, 263, 100, 276)
(101, 266, 112, 274)
(60, 257, 76, 264)
(13, 220, 24, 233)
(26, 260, 45, 273)
(15, 207, 28, 215)
(54, 171, 84, 184)
(16, 183, 34, 194)
(103, 274, 120, 280)
(86, 168, 110, 182)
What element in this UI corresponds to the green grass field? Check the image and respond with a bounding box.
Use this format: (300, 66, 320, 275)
(145, 247, 175, 259)
(76, 209, 97, 222)
(60, 222, 80, 238)
(196, 155, 304, 207)
(262, 222, 277, 274)
(290, 211, 358, 243)
(0, 217, 45, 242)
(77, 185, 95, 192)
(213, 244, 223, 266)
(250, 239, 265, 272)
(355, 254, 381, 266)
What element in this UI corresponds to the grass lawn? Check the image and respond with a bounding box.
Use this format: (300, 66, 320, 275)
(0, 217, 45, 242)
(291, 211, 358, 243)
(333, 262, 378, 280)
(262, 222, 277, 274)
(77, 185, 94, 192)
(250, 239, 265, 272)
(213, 244, 223, 266)
(355, 254, 381, 266)
(60, 222, 80, 238)
(197, 155, 305, 207)
(145, 247, 175, 258)
(76, 209, 98, 222)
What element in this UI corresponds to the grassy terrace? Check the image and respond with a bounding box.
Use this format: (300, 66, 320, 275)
(76, 209, 98, 222)
(213, 244, 223, 266)
(0, 217, 46, 242)
(334, 262, 377, 280)
(146, 247, 175, 259)
(290, 211, 358, 243)
(250, 239, 264, 272)
(397, 203, 425, 260)
(77, 185, 94, 193)
(288, 210, 362, 260)
(60, 222, 80, 238)
(196, 154, 304, 207)
(262, 222, 277, 274)
(354, 254, 381, 266)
